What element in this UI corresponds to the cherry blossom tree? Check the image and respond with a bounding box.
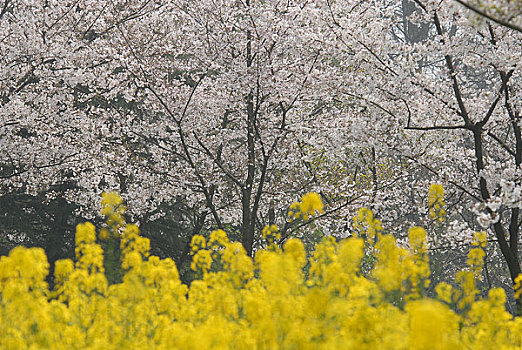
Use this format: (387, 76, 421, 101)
(1, 0, 353, 259)
(454, 0, 522, 33)
(322, 0, 522, 311)
(1, 0, 521, 309)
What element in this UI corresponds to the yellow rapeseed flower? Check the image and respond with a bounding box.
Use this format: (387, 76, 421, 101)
(300, 192, 324, 220)
(428, 184, 446, 223)
(2, 190, 522, 349)
(288, 192, 324, 221)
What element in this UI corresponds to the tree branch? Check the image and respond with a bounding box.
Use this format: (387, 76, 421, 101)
(454, 0, 522, 33)
(405, 125, 469, 131)
(487, 131, 516, 156)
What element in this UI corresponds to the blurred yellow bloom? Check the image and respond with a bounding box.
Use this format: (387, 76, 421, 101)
(300, 192, 324, 220)
(353, 207, 382, 244)
(262, 224, 280, 243)
(288, 192, 324, 221)
(472, 231, 487, 248)
(209, 229, 229, 247)
(436, 282, 453, 304)
(428, 184, 446, 223)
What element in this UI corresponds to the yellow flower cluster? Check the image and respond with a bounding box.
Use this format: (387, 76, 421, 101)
(261, 224, 281, 246)
(428, 184, 446, 223)
(99, 191, 126, 238)
(352, 207, 383, 245)
(371, 227, 430, 301)
(468, 232, 487, 280)
(288, 192, 325, 221)
(2, 193, 522, 349)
